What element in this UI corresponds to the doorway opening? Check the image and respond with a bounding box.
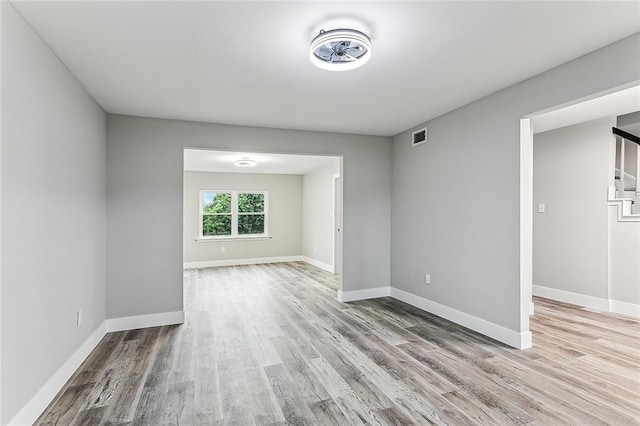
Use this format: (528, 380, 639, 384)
(181, 148, 344, 296)
(519, 83, 640, 346)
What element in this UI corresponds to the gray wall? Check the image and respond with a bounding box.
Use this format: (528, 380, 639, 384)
(107, 115, 391, 318)
(183, 171, 302, 263)
(618, 111, 640, 129)
(1, 3, 107, 423)
(302, 160, 341, 267)
(391, 33, 640, 332)
(609, 209, 640, 305)
(533, 117, 612, 299)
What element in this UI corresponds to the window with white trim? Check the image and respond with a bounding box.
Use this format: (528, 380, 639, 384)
(199, 190, 268, 239)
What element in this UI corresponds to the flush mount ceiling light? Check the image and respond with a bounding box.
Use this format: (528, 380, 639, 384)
(310, 28, 371, 71)
(234, 158, 257, 167)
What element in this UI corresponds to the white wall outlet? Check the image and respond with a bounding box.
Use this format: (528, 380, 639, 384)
(425, 273, 431, 285)
(76, 309, 83, 327)
(538, 203, 545, 213)
(221, 246, 226, 253)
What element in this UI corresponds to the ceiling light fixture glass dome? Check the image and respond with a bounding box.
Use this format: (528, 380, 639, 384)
(234, 158, 257, 167)
(309, 28, 371, 71)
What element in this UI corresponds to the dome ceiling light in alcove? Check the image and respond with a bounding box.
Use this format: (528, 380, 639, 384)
(234, 157, 257, 167)
(309, 28, 371, 71)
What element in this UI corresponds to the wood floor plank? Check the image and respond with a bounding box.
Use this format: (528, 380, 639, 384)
(82, 340, 138, 410)
(397, 341, 536, 425)
(307, 356, 390, 425)
(71, 406, 108, 426)
(216, 357, 256, 425)
(101, 327, 160, 424)
(263, 363, 315, 425)
(192, 344, 223, 423)
(35, 263, 640, 425)
(67, 332, 127, 388)
(308, 398, 350, 425)
(36, 383, 94, 426)
(159, 380, 195, 425)
(130, 326, 177, 425)
(270, 335, 331, 404)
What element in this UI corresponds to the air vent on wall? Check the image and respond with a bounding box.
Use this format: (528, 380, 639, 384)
(412, 127, 427, 146)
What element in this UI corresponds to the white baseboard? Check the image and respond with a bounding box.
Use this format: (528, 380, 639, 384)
(390, 287, 532, 350)
(184, 255, 335, 274)
(9, 321, 107, 426)
(106, 310, 185, 332)
(533, 285, 640, 319)
(301, 256, 334, 273)
(609, 300, 640, 318)
(337, 286, 391, 302)
(9, 310, 185, 425)
(184, 255, 302, 269)
(533, 285, 610, 311)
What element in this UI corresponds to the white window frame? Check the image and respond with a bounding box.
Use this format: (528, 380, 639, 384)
(198, 190, 269, 240)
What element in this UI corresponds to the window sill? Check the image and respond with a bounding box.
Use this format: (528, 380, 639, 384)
(196, 236, 272, 242)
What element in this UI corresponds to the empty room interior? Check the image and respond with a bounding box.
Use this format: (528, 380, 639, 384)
(1, 1, 640, 425)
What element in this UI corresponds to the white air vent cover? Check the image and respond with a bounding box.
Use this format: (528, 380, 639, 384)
(412, 127, 427, 146)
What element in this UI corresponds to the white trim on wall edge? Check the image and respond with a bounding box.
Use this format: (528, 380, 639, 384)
(534, 285, 639, 319)
(301, 256, 334, 273)
(8, 321, 107, 426)
(337, 287, 390, 302)
(390, 287, 532, 350)
(184, 255, 303, 269)
(106, 310, 185, 332)
(8, 311, 185, 425)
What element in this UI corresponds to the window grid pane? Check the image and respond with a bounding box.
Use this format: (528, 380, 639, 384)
(238, 214, 265, 235)
(238, 193, 264, 213)
(202, 192, 232, 214)
(202, 215, 232, 236)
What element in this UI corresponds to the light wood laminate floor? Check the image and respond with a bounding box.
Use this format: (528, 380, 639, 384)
(37, 262, 640, 425)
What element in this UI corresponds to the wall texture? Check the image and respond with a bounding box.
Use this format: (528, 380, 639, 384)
(391, 33, 640, 333)
(107, 115, 391, 318)
(609, 209, 640, 305)
(302, 159, 340, 268)
(1, 3, 107, 423)
(533, 117, 612, 299)
(183, 171, 302, 263)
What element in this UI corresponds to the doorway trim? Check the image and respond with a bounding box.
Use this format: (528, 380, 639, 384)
(332, 172, 341, 276)
(519, 81, 640, 348)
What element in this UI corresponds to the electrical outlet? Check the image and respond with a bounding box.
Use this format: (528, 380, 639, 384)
(425, 274, 431, 285)
(538, 203, 545, 213)
(221, 246, 226, 253)
(76, 309, 83, 327)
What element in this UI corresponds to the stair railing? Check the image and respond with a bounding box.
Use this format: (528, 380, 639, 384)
(613, 127, 640, 214)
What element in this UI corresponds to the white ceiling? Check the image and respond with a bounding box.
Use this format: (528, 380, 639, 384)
(10, 1, 640, 137)
(184, 149, 339, 175)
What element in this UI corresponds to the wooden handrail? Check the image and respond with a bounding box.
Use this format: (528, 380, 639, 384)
(613, 127, 640, 145)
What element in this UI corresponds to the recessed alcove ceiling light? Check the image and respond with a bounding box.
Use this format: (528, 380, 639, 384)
(309, 28, 371, 71)
(234, 158, 257, 167)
